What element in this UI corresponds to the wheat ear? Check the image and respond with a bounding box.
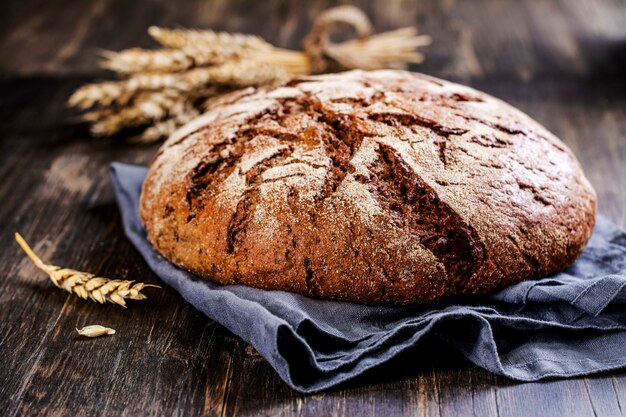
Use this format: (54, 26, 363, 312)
(15, 233, 159, 308)
(77, 325, 116, 338)
(148, 26, 272, 52)
(68, 73, 185, 110)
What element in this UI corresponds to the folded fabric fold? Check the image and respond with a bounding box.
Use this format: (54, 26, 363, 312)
(111, 162, 626, 393)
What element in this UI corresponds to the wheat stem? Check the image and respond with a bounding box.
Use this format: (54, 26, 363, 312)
(15, 232, 48, 271)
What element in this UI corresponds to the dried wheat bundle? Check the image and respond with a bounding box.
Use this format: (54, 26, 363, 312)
(77, 325, 116, 338)
(68, 5, 429, 143)
(15, 233, 159, 308)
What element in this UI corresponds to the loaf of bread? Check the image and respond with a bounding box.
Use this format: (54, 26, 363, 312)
(139, 70, 596, 305)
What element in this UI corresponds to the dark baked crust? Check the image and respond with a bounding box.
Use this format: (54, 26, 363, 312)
(139, 70, 596, 305)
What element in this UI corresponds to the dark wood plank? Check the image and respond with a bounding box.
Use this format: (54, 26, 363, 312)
(0, 0, 625, 416)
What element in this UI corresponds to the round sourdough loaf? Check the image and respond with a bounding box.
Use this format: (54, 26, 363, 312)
(139, 70, 596, 305)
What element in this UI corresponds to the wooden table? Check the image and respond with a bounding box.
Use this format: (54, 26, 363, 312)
(1, 0, 625, 415)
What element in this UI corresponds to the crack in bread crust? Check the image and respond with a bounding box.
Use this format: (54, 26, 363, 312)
(368, 112, 468, 166)
(226, 146, 295, 253)
(356, 143, 485, 289)
(185, 138, 240, 221)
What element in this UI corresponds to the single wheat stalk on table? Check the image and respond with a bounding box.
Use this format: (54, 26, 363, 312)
(15, 233, 159, 308)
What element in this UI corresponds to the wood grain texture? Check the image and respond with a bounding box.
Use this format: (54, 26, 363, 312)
(0, 0, 624, 416)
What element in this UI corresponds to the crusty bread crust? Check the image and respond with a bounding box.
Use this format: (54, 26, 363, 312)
(139, 70, 596, 305)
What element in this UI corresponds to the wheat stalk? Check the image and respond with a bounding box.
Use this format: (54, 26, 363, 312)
(15, 233, 159, 308)
(77, 325, 116, 338)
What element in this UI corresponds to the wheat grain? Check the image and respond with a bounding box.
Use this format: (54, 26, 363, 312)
(76, 325, 116, 338)
(15, 233, 159, 307)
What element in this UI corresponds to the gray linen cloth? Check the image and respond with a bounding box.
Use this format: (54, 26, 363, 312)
(111, 162, 626, 393)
